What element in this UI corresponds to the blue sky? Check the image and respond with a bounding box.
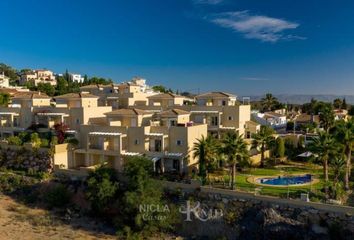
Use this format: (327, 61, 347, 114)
(1, 0, 354, 95)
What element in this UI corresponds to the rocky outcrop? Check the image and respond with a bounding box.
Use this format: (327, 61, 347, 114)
(0, 147, 53, 172)
(173, 191, 354, 240)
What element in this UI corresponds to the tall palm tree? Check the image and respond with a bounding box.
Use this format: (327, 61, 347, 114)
(192, 135, 217, 185)
(219, 132, 249, 190)
(261, 93, 278, 112)
(309, 131, 339, 197)
(251, 126, 275, 168)
(333, 119, 354, 191)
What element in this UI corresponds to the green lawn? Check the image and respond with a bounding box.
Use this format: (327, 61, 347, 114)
(208, 164, 325, 200)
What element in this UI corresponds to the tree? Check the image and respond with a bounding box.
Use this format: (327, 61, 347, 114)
(349, 105, 354, 116)
(37, 83, 55, 96)
(319, 104, 335, 132)
(286, 121, 295, 131)
(0, 93, 10, 107)
(330, 156, 346, 186)
(192, 135, 217, 184)
(219, 132, 249, 190)
(252, 126, 275, 168)
(341, 98, 347, 110)
(0, 63, 18, 84)
(275, 137, 285, 158)
(87, 166, 119, 214)
(261, 93, 279, 112)
(152, 85, 168, 93)
(118, 156, 177, 237)
(302, 98, 317, 114)
(309, 131, 339, 197)
(25, 81, 36, 90)
(333, 98, 343, 109)
(53, 123, 69, 144)
(333, 119, 354, 191)
(84, 76, 112, 85)
(56, 76, 68, 95)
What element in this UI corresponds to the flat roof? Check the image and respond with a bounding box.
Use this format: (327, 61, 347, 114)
(190, 110, 219, 114)
(88, 132, 125, 137)
(36, 112, 69, 116)
(145, 133, 167, 137)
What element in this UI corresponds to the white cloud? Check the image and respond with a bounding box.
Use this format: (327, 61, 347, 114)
(194, 0, 223, 5)
(240, 77, 269, 81)
(210, 11, 305, 42)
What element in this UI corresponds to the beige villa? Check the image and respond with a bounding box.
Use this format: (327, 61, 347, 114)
(195, 91, 237, 106)
(0, 77, 260, 176)
(20, 69, 57, 86)
(0, 92, 112, 138)
(70, 106, 208, 174)
(80, 77, 157, 109)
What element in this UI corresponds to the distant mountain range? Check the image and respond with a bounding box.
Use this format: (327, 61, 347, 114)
(246, 94, 354, 105)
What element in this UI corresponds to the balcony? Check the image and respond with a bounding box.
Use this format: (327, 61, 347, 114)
(87, 131, 127, 154)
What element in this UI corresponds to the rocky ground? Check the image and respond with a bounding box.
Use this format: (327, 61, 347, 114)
(0, 194, 116, 240)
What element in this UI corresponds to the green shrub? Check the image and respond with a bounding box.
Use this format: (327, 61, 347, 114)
(50, 136, 58, 146)
(30, 133, 41, 149)
(40, 138, 49, 148)
(86, 166, 119, 214)
(0, 173, 35, 193)
(43, 183, 72, 208)
(19, 132, 31, 143)
(7, 136, 22, 146)
(0, 173, 22, 192)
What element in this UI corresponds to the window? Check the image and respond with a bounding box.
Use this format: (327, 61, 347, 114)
(222, 100, 226, 106)
(134, 139, 139, 145)
(13, 117, 19, 127)
(211, 116, 218, 126)
(76, 119, 80, 124)
(176, 140, 183, 146)
(131, 118, 137, 127)
(246, 131, 251, 139)
(228, 116, 233, 121)
(173, 160, 180, 171)
(170, 120, 177, 126)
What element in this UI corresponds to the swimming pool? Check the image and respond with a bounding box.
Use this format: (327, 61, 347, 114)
(256, 174, 312, 186)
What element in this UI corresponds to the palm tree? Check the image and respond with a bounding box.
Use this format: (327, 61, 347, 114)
(251, 126, 275, 168)
(261, 93, 278, 112)
(309, 131, 339, 197)
(319, 106, 335, 132)
(330, 156, 346, 186)
(192, 135, 217, 185)
(333, 119, 354, 191)
(219, 132, 249, 190)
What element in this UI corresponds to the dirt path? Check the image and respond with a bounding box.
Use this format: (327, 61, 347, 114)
(0, 194, 116, 240)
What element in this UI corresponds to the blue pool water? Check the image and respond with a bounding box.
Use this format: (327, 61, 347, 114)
(257, 174, 312, 186)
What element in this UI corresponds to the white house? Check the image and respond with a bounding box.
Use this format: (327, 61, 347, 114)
(252, 111, 287, 129)
(0, 72, 10, 88)
(69, 73, 85, 83)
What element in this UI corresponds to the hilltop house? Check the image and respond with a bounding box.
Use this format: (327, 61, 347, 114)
(20, 69, 57, 86)
(252, 111, 287, 129)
